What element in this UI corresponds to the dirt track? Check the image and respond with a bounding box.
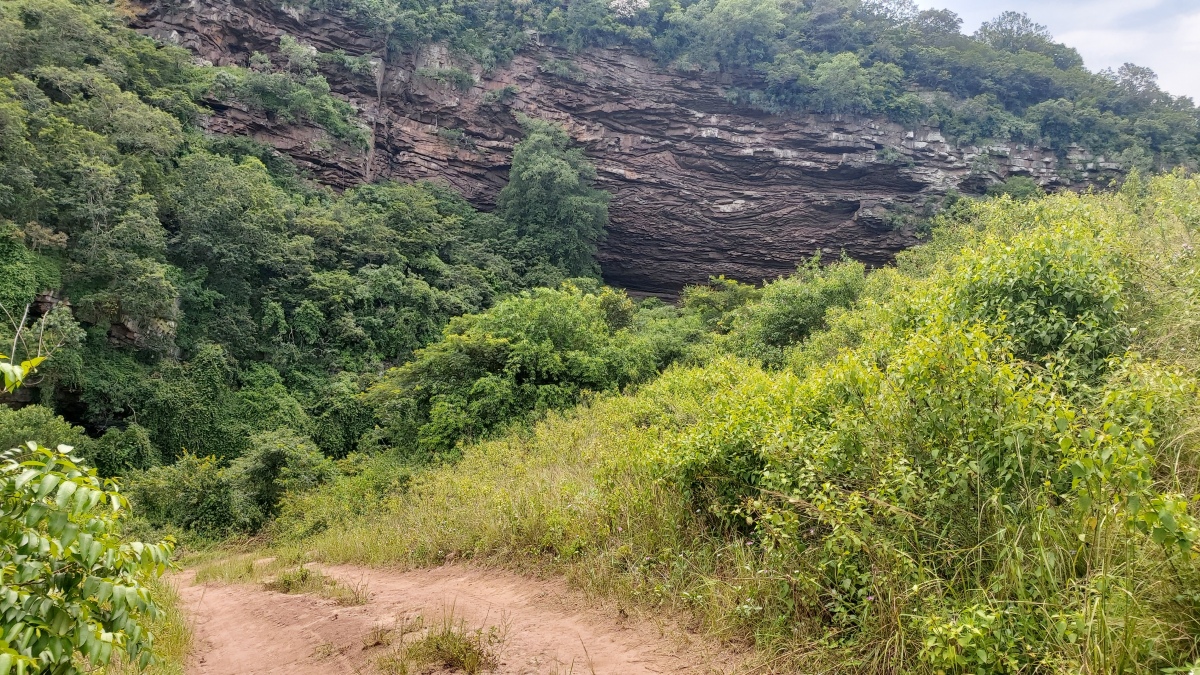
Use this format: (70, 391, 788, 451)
(181, 564, 750, 674)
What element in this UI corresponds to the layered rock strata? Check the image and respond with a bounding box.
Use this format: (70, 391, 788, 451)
(132, 0, 1119, 295)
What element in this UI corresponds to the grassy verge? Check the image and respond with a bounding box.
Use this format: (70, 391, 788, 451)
(103, 577, 192, 675)
(191, 552, 370, 605)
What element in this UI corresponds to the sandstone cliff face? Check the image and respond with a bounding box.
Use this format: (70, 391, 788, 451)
(132, 0, 1120, 295)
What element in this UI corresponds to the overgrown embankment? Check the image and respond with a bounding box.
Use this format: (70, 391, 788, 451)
(275, 173, 1200, 673)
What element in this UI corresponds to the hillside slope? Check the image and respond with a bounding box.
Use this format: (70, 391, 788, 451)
(273, 173, 1200, 672)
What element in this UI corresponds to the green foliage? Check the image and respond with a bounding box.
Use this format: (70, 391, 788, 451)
(2, 0, 611, 502)
(680, 275, 763, 332)
(726, 256, 867, 367)
(124, 455, 235, 536)
(987, 175, 1045, 201)
(216, 43, 367, 146)
(305, 0, 1200, 168)
(945, 207, 1129, 373)
(124, 429, 336, 536)
(481, 84, 519, 105)
(415, 67, 475, 91)
(289, 174, 1200, 672)
(272, 452, 411, 541)
(0, 405, 88, 455)
(86, 425, 159, 479)
(228, 429, 336, 530)
(0, 441, 174, 674)
(365, 283, 702, 455)
(672, 0, 785, 70)
(537, 58, 587, 83)
(498, 117, 609, 277)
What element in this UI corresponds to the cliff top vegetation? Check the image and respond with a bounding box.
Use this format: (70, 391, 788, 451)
(301, 0, 1199, 170)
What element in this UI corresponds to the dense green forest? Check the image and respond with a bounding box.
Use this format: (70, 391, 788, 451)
(0, 0, 615, 490)
(1, 0, 1199, 672)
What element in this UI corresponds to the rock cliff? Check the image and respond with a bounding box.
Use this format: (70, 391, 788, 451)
(131, 0, 1121, 295)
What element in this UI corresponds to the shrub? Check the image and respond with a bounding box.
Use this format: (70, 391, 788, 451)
(125, 455, 236, 535)
(364, 283, 702, 456)
(0, 405, 89, 455)
(85, 423, 159, 477)
(125, 429, 336, 535)
(537, 58, 588, 83)
(987, 175, 1045, 200)
(0, 442, 174, 673)
(497, 117, 609, 277)
(726, 256, 866, 367)
(272, 452, 411, 541)
(680, 275, 762, 332)
(228, 428, 336, 530)
(944, 206, 1131, 376)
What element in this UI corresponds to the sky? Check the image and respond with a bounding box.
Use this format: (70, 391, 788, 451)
(913, 0, 1200, 102)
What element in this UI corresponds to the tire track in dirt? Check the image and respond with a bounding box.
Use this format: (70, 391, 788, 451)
(181, 564, 751, 674)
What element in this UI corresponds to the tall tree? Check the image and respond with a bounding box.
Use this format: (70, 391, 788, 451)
(974, 11, 1052, 53)
(497, 117, 609, 278)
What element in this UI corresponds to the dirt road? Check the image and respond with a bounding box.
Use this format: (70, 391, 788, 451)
(181, 564, 750, 674)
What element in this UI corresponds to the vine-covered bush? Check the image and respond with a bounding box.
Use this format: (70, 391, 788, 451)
(725, 256, 867, 367)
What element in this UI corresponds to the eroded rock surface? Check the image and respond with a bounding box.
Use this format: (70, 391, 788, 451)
(131, 0, 1119, 294)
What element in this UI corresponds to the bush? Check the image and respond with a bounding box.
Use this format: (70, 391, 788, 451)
(497, 117, 609, 277)
(85, 423, 159, 477)
(987, 175, 1045, 200)
(228, 428, 336, 530)
(945, 204, 1130, 375)
(125, 429, 336, 535)
(0, 404, 89, 454)
(272, 452, 411, 541)
(726, 256, 866, 367)
(0, 443, 174, 673)
(364, 283, 702, 456)
(125, 455, 236, 535)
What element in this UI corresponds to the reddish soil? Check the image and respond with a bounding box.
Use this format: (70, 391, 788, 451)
(180, 564, 751, 674)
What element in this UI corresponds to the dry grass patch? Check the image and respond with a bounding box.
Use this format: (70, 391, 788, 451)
(264, 565, 371, 606)
(374, 609, 504, 675)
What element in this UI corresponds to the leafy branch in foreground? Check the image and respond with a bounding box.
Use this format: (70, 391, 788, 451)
(0, 443, 174, 674)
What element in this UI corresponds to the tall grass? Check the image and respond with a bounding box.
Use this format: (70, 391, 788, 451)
(103, 577, 192, 675)
(276, 172, 1200, 672)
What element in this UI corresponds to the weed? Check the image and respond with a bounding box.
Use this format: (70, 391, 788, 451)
(265, 565, 371, 606)
(312, 642, 338, 659)
(362, 623, 395, 650)
(192, 547, 307, 585)
(374, 609, 504, 675)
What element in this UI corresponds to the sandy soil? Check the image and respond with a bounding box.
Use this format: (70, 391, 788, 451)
(180, 563, 751, 674)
